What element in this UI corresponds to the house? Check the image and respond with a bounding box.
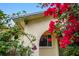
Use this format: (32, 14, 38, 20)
(16, 12, 59, 56)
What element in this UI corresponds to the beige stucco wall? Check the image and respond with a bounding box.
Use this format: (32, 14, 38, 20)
(23, 16, 59, 56)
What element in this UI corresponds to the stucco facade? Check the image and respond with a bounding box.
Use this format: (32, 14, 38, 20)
(20, 13, 59, 56)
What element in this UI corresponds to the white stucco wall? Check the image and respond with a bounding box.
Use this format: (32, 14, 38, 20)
(23, 16, 59, 56)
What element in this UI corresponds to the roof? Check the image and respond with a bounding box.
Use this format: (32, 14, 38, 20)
(24, 11, 45, 20)
(12, 11, 45, 20)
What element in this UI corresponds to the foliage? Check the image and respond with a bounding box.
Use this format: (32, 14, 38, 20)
(43, 3, 79, 56)
(0, 10, 36, 56)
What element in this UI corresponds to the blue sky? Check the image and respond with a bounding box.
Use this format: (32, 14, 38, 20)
(0, 3, 47, 15)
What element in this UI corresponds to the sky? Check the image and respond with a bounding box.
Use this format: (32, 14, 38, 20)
(0, 3, 47, 15)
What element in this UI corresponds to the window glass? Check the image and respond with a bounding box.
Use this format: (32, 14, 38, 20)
(39, 31, 52, 47)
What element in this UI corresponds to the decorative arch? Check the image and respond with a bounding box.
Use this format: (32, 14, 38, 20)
(39, 30, 52, 47)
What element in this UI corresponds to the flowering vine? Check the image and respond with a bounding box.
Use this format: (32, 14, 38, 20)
(44, 3, 79, 51)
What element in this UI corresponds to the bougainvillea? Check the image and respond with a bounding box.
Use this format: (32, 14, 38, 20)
(44, 3, 79, 55)
(48, 21, 55, 33)
(43, 3, 79, 55)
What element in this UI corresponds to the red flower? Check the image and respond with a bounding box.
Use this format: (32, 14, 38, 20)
(47, 7, 57, 15)
(55, 3, 61, 7)
(59, 35, 72, 48)
(63, 35, 72, 44)
(60, 43, 67, 48)
(63, 29, 73, 35)
(76, 39, 79, 42)
(53, 13, 58, 18)
(59, 10, 63, 15)
(48, 27, 54, 33)
(49, 21, 55, 28)
(69, 18, 77, 24)
(59, 39, 67, 48)
(64, 38, 72, 44)
(66, 24, 77, 32)
(44, 7, 57, 16)
(45, 3, 79, 49)
(55, 20, 59, 23)
(68, 14, 76, 20)
(60, 3, 70, 13)
(76, 21, 79, 30)
(44, 11, 48, 16)
(66, 24, 72, 29)
(48, 21, 55, 33)
(48, 38, 52, 43)
(50, 3, 61, 7)
(50, 3, 54, 6)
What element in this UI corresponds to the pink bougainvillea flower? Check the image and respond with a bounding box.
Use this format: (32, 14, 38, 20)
(48, 21, 55, 33)
(63, 35, 72, 44)
(59, 39, 67, 48)
(76, 39, 79, 42)
(59, 3, 70, 14)
(59, 43, 67, 48)
(44, 3, 79, 49)
(76, 21, 79, 30)
(55, 3, 61, 7)
(63, 29, 73, 35)
(48, 27, 54, 33)
(53, 13, 58, 18)
(49, 21, 55, 28)
(44, 7, 57, 16)
(68, 14, 76, 20)
(47, 7, 57, 16)
(59, 35, 72, 48)
(50, 3, 55, 6)
(69, 18, 77, 24)
(48, 38, 52, 43)
(44, 11, 48, 16)
(50, 3, 61, 7)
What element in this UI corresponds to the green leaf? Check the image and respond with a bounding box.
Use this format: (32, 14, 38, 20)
(58, 13, 67, 20)
(55, 23, 60, 28)
(74, 32, 79, 37)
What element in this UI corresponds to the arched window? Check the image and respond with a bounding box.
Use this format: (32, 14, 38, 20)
(39, 31, 52, 47)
